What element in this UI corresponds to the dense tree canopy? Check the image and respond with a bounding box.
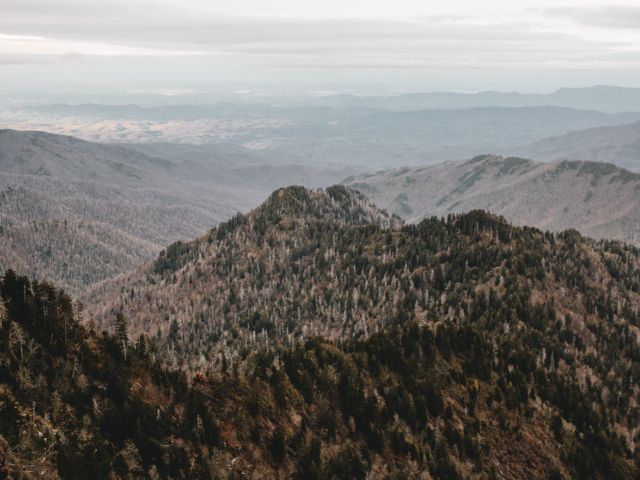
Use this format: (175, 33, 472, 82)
(5, 186, 640, 478)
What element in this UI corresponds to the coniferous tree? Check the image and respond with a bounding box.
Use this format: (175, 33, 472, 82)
(115, 312, 129, 361)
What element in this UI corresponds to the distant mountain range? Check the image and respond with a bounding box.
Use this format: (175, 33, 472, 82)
(513, 121, 640, 172)
(314, 85, 640, 113)
(8, 102, 640, 167)
(0, 129, 356, 293)
(344, 155, 640, 245)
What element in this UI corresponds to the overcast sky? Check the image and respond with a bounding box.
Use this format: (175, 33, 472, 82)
(3, 0, 640, 97)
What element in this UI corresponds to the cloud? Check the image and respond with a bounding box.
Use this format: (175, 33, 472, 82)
(0, 52, 87, 65)
(0, 54, 47, 65)
(0, 1, 611, 54)
(546, 6, 640, 30)
(0, 16, 617, 66)
(2, 0, 640, 94)
(58, 52, 86, 62)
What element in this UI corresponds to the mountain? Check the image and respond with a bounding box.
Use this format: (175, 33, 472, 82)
(85, 185, 403, 362)
(19, 85, 640, 113)
(0, 129, 258, 295)
(331, 106, 640, 158)
(315, 85, 640, 113)
(0, 130, 357, 295)
(513, 121, 640, 172)
(344, 155, 640, 245)
(9, 103, 640, 168)
(78, 186, 640, 478)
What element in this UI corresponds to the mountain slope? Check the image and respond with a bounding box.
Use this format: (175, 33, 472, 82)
(344, 155, 640, 245)
(0, 129, 174, 184)
(514, 121, 640, 172)
(0, 130, 255, 294)
(80, 186, 640, 478)
(85, 185, 403, 360)
(5, 182, 640, 477)
(0, 130, 357, 295)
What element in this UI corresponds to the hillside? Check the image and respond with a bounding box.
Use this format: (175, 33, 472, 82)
(0, 130, 356, 295)
(344, 155, 640, 245)
(8, 186, 640, 477)
(0, 130, 254, 295)
(514, 121, 640, 172)
(85, 185, 403, 360)
(0, 129, 175, 184)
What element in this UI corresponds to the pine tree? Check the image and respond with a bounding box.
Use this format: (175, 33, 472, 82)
(115, 312, 129, 361)
(271, 427, 287, 464)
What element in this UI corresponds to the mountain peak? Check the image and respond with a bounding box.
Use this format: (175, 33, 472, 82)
(151, 185, 401, 278)
(250, 184, 402, 229)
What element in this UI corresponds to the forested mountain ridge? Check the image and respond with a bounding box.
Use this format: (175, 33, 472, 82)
(86, 185, 403, 361)
(344, 155, 640, 245)
(83, 185, 640, 477)
(7, 184, 640, 478)
(86, 184, 640, 374)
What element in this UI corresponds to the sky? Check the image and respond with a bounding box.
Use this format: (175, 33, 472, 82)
(3, 0, 640, 98)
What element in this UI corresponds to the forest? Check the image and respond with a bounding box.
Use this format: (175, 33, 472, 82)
(2, 186, 640, 478)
